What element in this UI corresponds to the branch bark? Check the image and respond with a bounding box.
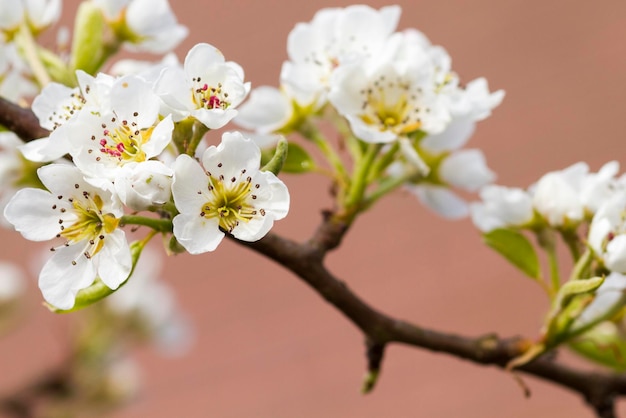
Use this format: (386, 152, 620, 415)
(2, 98, 625, 418)
(0, 97, 48, 141)
(236, 215, 626, 418)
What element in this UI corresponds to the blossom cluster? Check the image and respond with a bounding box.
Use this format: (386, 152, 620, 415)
(236, 5, 504, 219)
(0, 0, 624, 382)
(471, 160, 626, 365)
(0, 0, 289, 310)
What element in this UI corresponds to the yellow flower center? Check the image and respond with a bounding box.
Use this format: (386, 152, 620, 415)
(199, 171, 263, 233)
(359, 76, 424, 135)
(58, 191, 119, 260)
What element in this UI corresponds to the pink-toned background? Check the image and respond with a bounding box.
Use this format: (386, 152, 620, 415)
(3, 1, 626, 417)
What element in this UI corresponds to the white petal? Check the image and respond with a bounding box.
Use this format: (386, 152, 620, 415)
(39, 243, 97, 310)
(184, 43, 225, 79)
(399, 138, 430, 175)
(110, 75, 160, 126)
(173, 213, 223, 254)
(421, 116, 476, 153)
(201, 132, 261, 179)
(143, 114, 173, 158)
(192, 107, 238, 130)
(232, 215, 274, 242)
(172, 154, 210, 215)
(18, 134, 71, 162)
(96, 230, 132, 289)
(235, 86, 292, 133)
(4, 188, 70, 241)
(606, 235, 626, 274)
(411, 184, 469, 219)
(439, 149, 495, 191)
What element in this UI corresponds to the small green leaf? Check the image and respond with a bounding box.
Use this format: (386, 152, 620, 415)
(261, 137, 288, 175)
(543, 276, 604, 345)
(553, 277, 605, 309)
(70, 2, 106, 74)
(483, 228, 540, 279)
(282, 142, 315, 173)
(49, 240, 145, 313)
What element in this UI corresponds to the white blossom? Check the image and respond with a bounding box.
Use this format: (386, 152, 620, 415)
(281, 5, 401, 105)
(66, 74, 173, 181)
(21, 70, 116, 162)
(172, 131, 289, 254)
(94, 0, 187, 53)
(155, 43, 250, 129)
(589, 194, 626, 274)
(329, 54, 449, 143)
(113, 161, 173, 211)
(3, 165, 131, 309)
(0, 261, 25, 303)
(0, 0, 60, 36)
(236, 85, 317, 134)
(107, 247, 192, 354)
(422, 78, 505, 153)
(470, 185, 534, 232)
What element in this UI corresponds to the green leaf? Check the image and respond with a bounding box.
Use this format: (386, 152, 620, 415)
(282, 142, 315, 173)
(543, 276, 604, 346)
(49, 240, 145, 313)
(261, 136, 288, 175)
(553, 277, 605, 309)
(69, 2, 106, 74)
(483, 228, 540, 279)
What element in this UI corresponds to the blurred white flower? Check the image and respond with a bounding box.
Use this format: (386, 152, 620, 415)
(470, 185, 534, 232)
(404, 149, 495, 219)
(94, 0, 187, 53)
(0, 261, 25, 303)
(589, 193, 626, 274)
(107, 247, 192, 354)
(281, 5, 401, 105)
(571, 272, 626, 333)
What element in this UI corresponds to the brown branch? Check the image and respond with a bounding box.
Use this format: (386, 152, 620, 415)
(235, 215, 626, 418)
(0, 97, 49, 141)
(2, 97, 624, 417)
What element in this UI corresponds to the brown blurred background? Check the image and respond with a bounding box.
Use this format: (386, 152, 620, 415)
(3, 0, 626, 417)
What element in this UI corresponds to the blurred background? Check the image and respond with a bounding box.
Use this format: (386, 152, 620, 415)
(3, 0, 626, 417)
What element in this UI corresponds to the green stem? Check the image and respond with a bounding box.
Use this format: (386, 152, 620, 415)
(172, 119, 194, 155)
(561, 229, 582, 262)
(342, 143, 382, 220)
(186, 121, 209, 156)
(16, 23, 50, 86)
(120, 215, 173, 233)
(536, 228, 561, 296)
(328, 109, 362, 162)
(367, 142, 400, 183)
(570, 248, 593, 281)
(547, 247, 560, 295)
(299, 122, 349, 187)
(362, 167, 422, 211)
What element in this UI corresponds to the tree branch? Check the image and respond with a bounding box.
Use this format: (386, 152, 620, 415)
(235, 214, 626, 418)
(2, 98, 625, 417)
(0, 97, 48, 141)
